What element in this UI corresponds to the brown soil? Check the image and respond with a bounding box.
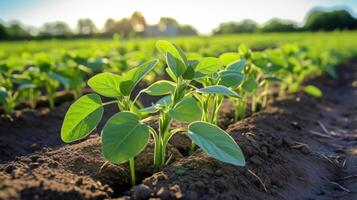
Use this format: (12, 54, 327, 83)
(0, 60, 356, 199)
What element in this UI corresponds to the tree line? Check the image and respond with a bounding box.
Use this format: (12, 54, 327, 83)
(0, 8, 356, 40)
(213, 9, 357, 34)
(0, 11, 197, 40)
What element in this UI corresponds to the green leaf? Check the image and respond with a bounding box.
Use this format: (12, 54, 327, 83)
(87, 72, 122, 97)
(304, 85, 322, 97)
(197, 85, 240, 98)
(102, 112, 149, 163)
(239, 44, 248, 55)
(219, 52, 240, 66)
(188, 121, 245, 166)
(226, 59, 246, 72)
(242, 78, 258, 92)
(156, 40, 188, 66)
(169, 97, 202, 123)
(182, 63, 195, 80)
(144, 80, 176, 96)
(264, 76, 282, 82)
(165, 67, 177, 82)
(0, 87, 8, 103)
(49, 73, 70, 88)
(195, 57, 223, 75)
(61, 94, 104, 143)
(269, 56, 287, 69)
(166, 52, 186, 78)
(218, 71, 244, 88)
(120, 60, 158, 96)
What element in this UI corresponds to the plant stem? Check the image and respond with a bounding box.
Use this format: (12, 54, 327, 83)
(235, 94, 246, 121)
(129, 158, 136, 186)
(262, 83, 269, 108)
(251, 94, 257, 113)
(48, 94, 55, 109)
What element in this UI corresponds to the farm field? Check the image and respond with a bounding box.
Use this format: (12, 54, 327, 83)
(0, 31, 357, 200)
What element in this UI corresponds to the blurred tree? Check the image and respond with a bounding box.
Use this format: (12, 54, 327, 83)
(104, 17, 134, 38)
(159, 17, 179, 27)
(178, 25, 198, 35)
(0, 23, 8, 39)
(260, 19, 298, 32)
(213, 20, 258, 34)
(39, 21, 72, 37)
(131, 11, 146, 33)
(304, 9, 357, 31)
(77, 18, 97, 35)
(7, 22, 30, 38)
(104, 18, 116, 36)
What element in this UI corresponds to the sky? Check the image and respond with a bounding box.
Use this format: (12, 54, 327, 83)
(0, 0, 356, 34)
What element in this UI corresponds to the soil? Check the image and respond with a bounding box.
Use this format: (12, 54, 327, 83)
(0, 59, 356, 199)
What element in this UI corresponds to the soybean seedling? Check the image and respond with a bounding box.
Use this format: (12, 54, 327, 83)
(61, 60, 158, 186)
(139, 40, 246, 167)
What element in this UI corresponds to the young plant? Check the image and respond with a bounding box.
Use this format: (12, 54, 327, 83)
(61, 60, 158, 185)
(192, 56, 243, 125)
(0, 74, 28, 114)
(61, 41, 246, 187)
(139, 40, 246, 167)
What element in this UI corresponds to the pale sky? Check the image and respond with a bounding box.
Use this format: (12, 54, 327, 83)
(0, 0, 356, 34)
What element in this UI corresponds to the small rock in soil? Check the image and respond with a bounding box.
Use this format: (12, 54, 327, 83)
(131, 184, 153, 199)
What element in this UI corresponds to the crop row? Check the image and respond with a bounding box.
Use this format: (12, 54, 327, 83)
(1, 33, 357, 114)
(59, 38, 356, 185)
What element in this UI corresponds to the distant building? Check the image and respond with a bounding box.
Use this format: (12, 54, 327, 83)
(144, 24, 177, 37)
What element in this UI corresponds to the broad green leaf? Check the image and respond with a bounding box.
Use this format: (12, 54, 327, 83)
(226, 59, 246, 72)
(242, 78, 258, 92)
(188, 121, 245, 166)
(102, 112, 149, 163)
(268, 56, 287, 70)
(239, 44, 248, 55)
(144, 80, 176, 96)
(61, 94, 104, 142)
(166, 52, 186, 78)
(219, 52, 240, 66)
(120, 60, 158, 96)
(11, 74, 31, 85)
(0, 87, 7, 103)
(197, 85, 240, 98)
(87, 72, 121, 97)
(218, 71, 244, 88)
(195, 57, 223, 75)
(169, 97, 202, 123)
(304, 85, 322, 97)
(156, 40, 188, 66)
(165, 67, 177, 82)
(182, 63, 195, 80)
(49, 73, 70, 88)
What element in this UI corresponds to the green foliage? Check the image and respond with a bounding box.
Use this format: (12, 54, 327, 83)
(188, 121, 245, 166)
(102, 112, 149, 163)
(304, 85, 322, 97)
(88, 72, 122, 97)
(197, 85, 240, 98)
(61, 94, 104, 142)
(169, 97, 202, 123)
(144, 80, 176, 96)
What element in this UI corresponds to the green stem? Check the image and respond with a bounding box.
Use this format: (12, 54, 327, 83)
(189, 142, 196, 155)
(129, 158, 136, 186)
(262, 83, 269, 108)
(251, 94, 257, 113)
(48, 94, 55, 109)
(235, 95, 246, 121)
